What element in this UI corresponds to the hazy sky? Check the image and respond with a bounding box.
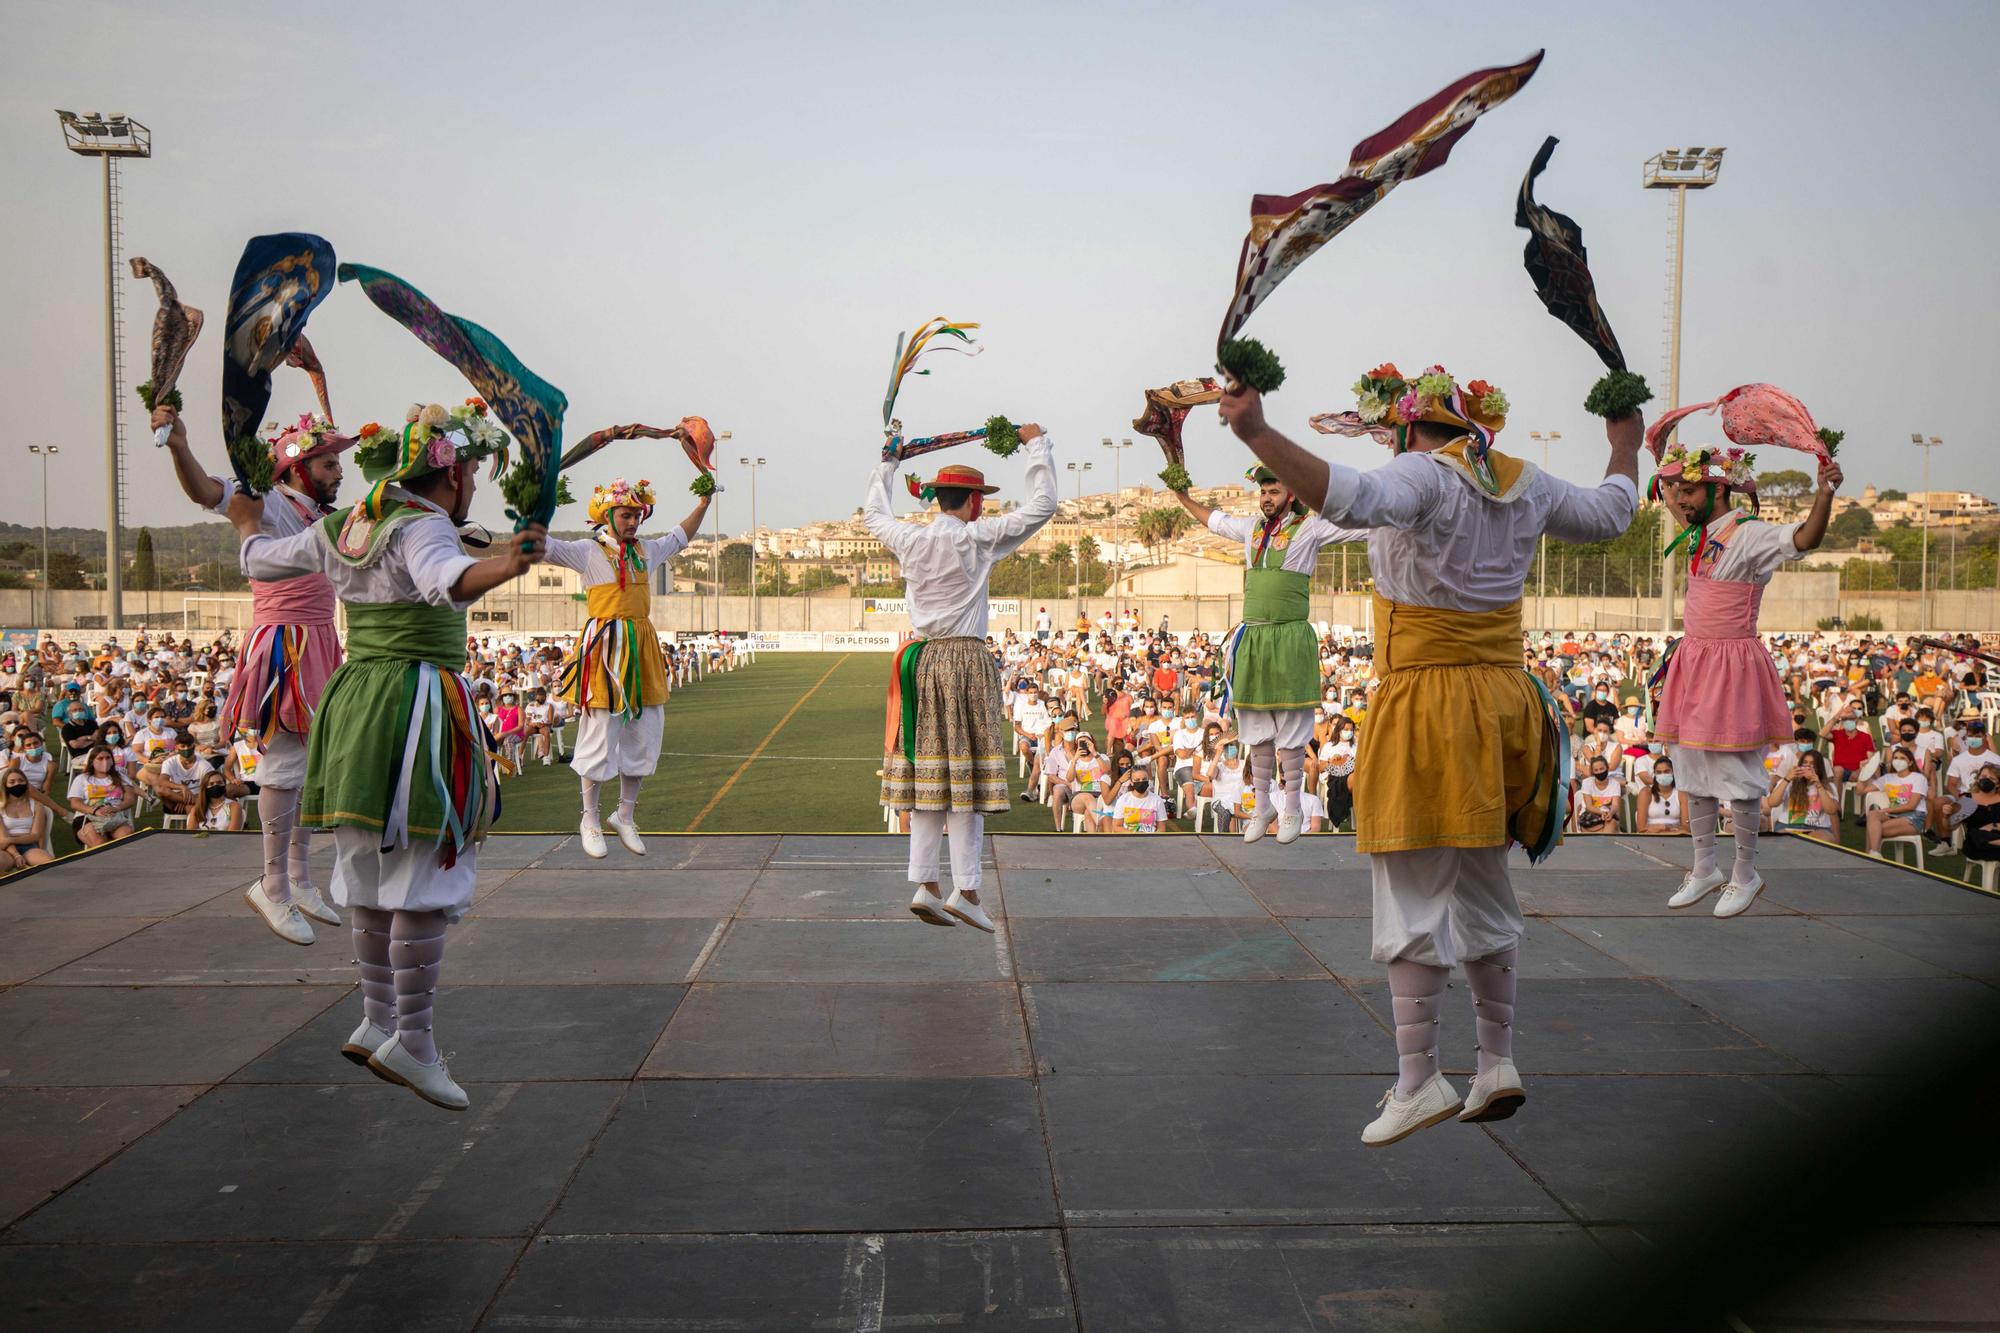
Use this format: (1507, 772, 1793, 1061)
(4, 0, 1996, 536)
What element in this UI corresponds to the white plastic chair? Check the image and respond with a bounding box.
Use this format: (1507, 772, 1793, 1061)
(1963, 857, 1999, 893)
(1863, 791, 1925, 871)
(161, 812, 188, 831)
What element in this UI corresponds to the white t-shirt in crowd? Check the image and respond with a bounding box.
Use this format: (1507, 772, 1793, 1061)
(1574, 775, 1622, 824)
(1111, 790, 1166, 832)
(1299, 790, 1328, 825)
(161, 754, 212, 787)
(1210, 756, 1246, 805)
(1880, 767, 1929, 817)
(68, 772, 125, 809)
(1945, 747, 1995, 795)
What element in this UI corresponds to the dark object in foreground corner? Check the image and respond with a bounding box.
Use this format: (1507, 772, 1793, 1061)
(1488, 1004, 2000, 1332)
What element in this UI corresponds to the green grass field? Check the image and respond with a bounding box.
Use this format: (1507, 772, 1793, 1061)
(496, 652, 1070, 835)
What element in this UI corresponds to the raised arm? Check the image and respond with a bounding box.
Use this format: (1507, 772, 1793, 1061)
(1218, 385, 1328, 511)
(674, 494, 711, 543)
(1171, 488, 1216, 526)
(642, 515, 697, 565)
(973, 428, 1058, 558)
(1794, 460, 1843, 553)
(152, 407, 228, 511)
(863, 458, 921, 559)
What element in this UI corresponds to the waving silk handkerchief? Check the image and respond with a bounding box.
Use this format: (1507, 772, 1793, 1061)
(339, 262, 569, 530)
(130, 258, 203, 439)
(222, 234, 337, 491)
(1516, 136, 1626, 373)
(1645, 385, 1828, 465)
(877, 318, 1018, 463)
(284, 334, 336, 425)
(561, 418, 721, 494)
(1217, 51, 1543, 353)
(1132, 378, 1221, 490)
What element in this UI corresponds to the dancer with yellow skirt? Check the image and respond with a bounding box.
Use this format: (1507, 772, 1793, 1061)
(1223, 364, 1640, 1145)
(544, 478, 710, 857)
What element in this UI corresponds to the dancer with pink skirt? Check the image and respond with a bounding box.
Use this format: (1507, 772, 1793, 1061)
(1648, 386, 1843, 917)
(155, 406, 351, 944)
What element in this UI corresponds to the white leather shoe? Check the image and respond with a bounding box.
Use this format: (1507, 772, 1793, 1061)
(292, 880, 341, 927)
(1276, 808, 1303, 845)
(1459, 1059, 1527, 1123)
(1361, 1074, 1463, 1147)
(368, 1032, 469, 1111)
(1667, 866, 1727, 909)
(341, 1018, 394, 1068)
(244, 882, 315, 946)
(1715, 872, 1765, 919)
(579, 818, 608, 859)
(1241, 805, 1277, 843)
(944, 889, 996, 934)
(910, 884, 957, 927)
(604, 811, 646, 856)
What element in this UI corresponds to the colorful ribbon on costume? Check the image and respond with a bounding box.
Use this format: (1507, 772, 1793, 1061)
(561, 614, 648, 721)
(1521, 671, 1572, 864)
(1216, 623, 1248, 716)
(882, 319, 981, 431)
(884, 639, 928, 764)
(244, 623, 315, 744)
(1646, 636, 1681, 693)
(379, 663, 502, 869)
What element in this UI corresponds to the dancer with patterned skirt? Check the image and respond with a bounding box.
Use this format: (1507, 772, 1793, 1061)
(228, 401, 546, 1111)
(1171, 465, 1364, 844)
(1222, 364, 1639, 1145)
(866, 432, 1056, 932)
(1649, 402, 1842, 917)
(153, 405, 348, 944)
(542, 478, 710, 857)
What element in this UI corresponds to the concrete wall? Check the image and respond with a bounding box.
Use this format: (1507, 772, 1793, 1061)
(9, 569, 2000, 638)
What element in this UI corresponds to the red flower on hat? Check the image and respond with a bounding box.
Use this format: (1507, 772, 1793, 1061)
(1367, 363, 1401, 381)
(1466, 379, 1495, 399)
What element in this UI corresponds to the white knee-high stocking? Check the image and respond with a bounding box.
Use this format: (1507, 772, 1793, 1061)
(1464, 947, 1518, 1075)
(351, 905, 396, 1031)
(580, 778, 602, 827)
(258, 786, 298, 903)
(1278, 746, 1306, 814)
(391, 909, 449, 1065)
(1388, 959, 1449, 1096)
(1728, 797, 1761, 883)
(1249, 741, 1276, 801)
(1689, 795, 1720, 879)
(617, 776, 641, 824)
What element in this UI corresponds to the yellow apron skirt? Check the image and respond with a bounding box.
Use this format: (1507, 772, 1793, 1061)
(559, 581, 670, 715)
(1352, 595, 1559, 856)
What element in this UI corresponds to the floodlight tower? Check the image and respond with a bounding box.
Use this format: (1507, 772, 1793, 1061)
(1644, 146, 1725, 633)
(56, 110, 150, 630)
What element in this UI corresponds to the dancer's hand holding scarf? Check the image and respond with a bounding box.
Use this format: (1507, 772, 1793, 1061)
(878, 317, 1019, 464)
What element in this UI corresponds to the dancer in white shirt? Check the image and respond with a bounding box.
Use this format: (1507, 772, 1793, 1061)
(866, 433, 1056, 931)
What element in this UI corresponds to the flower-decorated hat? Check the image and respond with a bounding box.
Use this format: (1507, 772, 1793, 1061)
(263, 413, 355, 483)
(1350, 363, 1509, 452)
(904, 462, 1001, 500)
(588, 477, 657, 527)
(1648, 443, 1756, 497)
(353, 399, 511, 519)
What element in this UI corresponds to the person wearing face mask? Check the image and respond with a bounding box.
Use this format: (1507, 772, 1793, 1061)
(1110, 771, 1167, 833)
(1639, 761, 1687, 833)
(11, 727, 55, 800)
(229, 398, 546, 1110)
(870, 429, 1056, 933)
(1322, 721, 1358, 832)
(1955, 763, 2000, 862)
(0, 769, 52, 870)
(191, 770, 245, 833)
(1038, 719, 1078, 831)
(156, 403, 357, 937)
(1572, 760, 1623, 833)
(1653, 430, 1842, 919)
(1170, 466, 1366, 846)
(1862, 746, 1929, 855)
(1206, 738, 1249, 835)
(1939, 720, 1995, 836)
(1827, 714, 1877, 790)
